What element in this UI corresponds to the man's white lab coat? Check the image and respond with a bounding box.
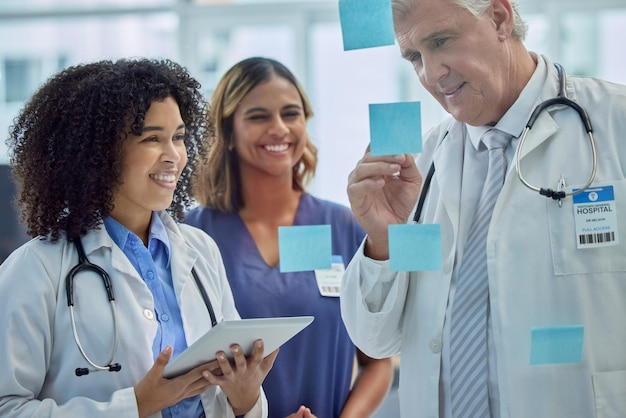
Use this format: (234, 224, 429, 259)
(341, 57, 626, 418)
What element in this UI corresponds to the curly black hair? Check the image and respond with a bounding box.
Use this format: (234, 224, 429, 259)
(6, 58, 210, 241)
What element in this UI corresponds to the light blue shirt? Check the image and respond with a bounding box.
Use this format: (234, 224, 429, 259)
(104, 215, 204, 418)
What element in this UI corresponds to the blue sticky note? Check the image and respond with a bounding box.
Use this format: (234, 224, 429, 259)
(278, 225, 332, 273)
(388, 224, 441, 272)
(369, 102, 422, 156)
(530, 325, 584, 365)
(338, 0, 396, 51)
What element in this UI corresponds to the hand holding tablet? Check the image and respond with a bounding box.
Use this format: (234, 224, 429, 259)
(163, 316, 314, 378)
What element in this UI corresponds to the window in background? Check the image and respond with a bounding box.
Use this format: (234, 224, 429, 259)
(0, 13, 179, 164)
(523, 14, 550, 57)
(192, 25, 296, 99)
(3, 58, 43, 103)
(522, 9, 626, 85)
(0, 0, 174, 9)
(309, 21, 444, 207)
(195, 0, 314, 3)
(0, 0, 625, 254)
(599, 9, 626, 84)
(562, 12, 599, 77)
(185, 17, 440, 208)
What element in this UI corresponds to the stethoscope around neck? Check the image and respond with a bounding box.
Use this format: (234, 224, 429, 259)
(413, 63, 597, 223)
(515, 63, 597, 201)
(66, 237, 217, 377)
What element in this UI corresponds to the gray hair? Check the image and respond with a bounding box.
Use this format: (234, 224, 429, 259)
(392, 0, 528, 41)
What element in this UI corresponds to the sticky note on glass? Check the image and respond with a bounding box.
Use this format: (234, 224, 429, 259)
(338, 0, 396, 50)
(388, 224, 441, 272)
(369, 102, 422, 156)
(278, 225, 332, 272)
(530, 325, 584, 365)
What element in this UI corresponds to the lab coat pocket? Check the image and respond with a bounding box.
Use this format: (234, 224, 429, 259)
(547, 179, 626, 275)
(592, 370, 626, 418)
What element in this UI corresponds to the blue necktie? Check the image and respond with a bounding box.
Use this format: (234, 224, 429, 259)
(450, 128, 511, 417)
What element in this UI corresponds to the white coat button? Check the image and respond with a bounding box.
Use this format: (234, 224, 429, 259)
(143, 309, 154, 320)
(429, 339, 442, 353)
(442, 261, 452, 273)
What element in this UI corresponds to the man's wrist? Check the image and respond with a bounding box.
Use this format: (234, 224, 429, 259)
(364, 235, 389, 261)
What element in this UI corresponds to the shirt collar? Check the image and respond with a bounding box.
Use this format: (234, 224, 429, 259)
(103, 216, 132, 250)
(466, 52, 548, 149)
(148, 213, 172, 266)
(103, 213, 172, 265)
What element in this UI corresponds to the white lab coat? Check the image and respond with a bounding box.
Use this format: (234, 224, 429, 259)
(0, 211, 267, 418)
(341, 57, 626, 418)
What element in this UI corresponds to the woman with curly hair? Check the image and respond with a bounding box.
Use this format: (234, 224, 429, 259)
(186, 57, 393, 418)
(0, 58, 276, 418)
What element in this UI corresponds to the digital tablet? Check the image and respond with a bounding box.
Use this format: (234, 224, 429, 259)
(163, 316, 314, 378)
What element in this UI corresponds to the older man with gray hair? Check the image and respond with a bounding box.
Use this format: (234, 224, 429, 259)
(341, 0, 626, 416)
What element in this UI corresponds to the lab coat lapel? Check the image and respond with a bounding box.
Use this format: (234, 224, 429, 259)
(514, 60, 565, 162)
(80, 226, 156, 318)
(80, 226, 137, 280)
(515, 109, 560, 162)
(160, 212, 197, 298)
(432, 121, 464, 239)
(161, 213, 215, 342)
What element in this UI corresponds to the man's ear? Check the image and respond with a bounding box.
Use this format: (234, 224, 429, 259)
(491, 0, 514, 40)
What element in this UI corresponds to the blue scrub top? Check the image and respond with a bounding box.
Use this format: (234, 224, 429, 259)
(185, 193, 365, 418)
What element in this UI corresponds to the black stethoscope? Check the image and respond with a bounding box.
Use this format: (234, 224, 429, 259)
(413, 64, 597, 223)
(66, 237, 217, 377)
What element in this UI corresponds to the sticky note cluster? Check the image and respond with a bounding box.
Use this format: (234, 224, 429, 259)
(277, 222, 442, 273)
(275, 1, 441, 274)
(339, 0, 423, 157)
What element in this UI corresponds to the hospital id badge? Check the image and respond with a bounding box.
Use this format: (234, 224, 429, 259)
(573, 185, 619, 249)
(314, 255, 345, 297)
